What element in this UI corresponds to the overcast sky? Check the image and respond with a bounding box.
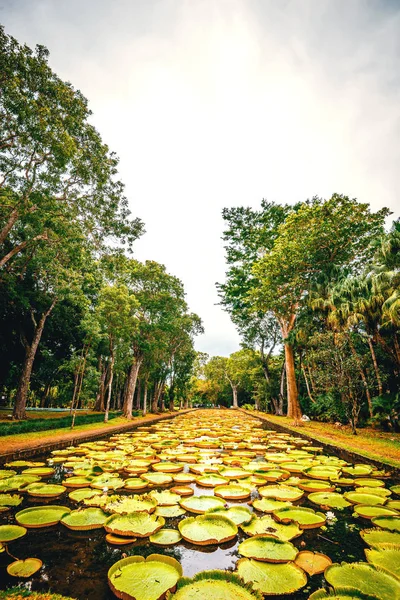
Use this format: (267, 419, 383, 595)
(2, 0, 400, 356)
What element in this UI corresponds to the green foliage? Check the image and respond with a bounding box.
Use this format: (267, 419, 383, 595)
(0, 411, 125, 437)
(372, 393, 400, 432)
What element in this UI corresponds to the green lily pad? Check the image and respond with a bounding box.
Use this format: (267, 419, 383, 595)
(343, 465, 373, 477)
(0, 524, 27, 542)
(325, 562, 400, 600)
(214, 483, 252, 500)
(68, 488, 103, 503)
(178, 514, 237, 545)
(308, 492, 351, 509)
(106, 494, 158, 514)
(22, 467, 54, 477)
(90, 473, 125, 490)
(298, 479, 335, 492)
(390, 485, 400, 495)
(106, 533, 137, 545)
(25, 483, 66, 498)
(108, 553, 182, 600)
(155, 505, 186, 518)
(354, 505, 398, 519)
(252, 497, 292, 513)
(149, 529, 182, 545)
(372, 516, 400, 532)
(196, 474, 230, 487)
(386, 500, 400, 511)
(365, 546, 400, 578)
(124, 477, 149, 491)
(149, 490, 181, 505)
(207, 505, 253, 525)
(361, 528, 400, 548)
(105, 512, 165, 537)
(179, 495, 225, 514)
(62, 476, 93, 488)
(7, 557, 42, 577)
(141, 472, 173, 485)
(354, 479, 385, 488)
(304, 465, 341, 480)
(61, 507, 108, 530)
(309, 588, 381, 599)
(0, 475, 40, 492)
(237, 558, 307, 595)
(0, 469, 16, 479)
(0, 493, 23, 507)
(16, 505, 71, 528)
(166, 570, 263, 600)
(356, 487, 391, 497)
(345, 492, 387, 506)
(238, 534, 298, 562)
(273, 506, 326, 529)
(258, 484, 304, 501)
(240, 515, 302, 541)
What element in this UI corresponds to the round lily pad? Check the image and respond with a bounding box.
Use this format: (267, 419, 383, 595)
(240, 515, 302, 541)
(124, 478, 149, 491)
(207, 505, 253, 525)
(141, 472, 173, 485)
(61, 507, 108, 530)
(62, 476, 93, 488)
(106, 533, 136, 545)
(343, 465, 373, 477)
(354, 505, 398, 519)
(108, 554, 182, 600)
(179, 495, 225, 514)
(365, 546, 400, 579)
(390, 485, 400, 495)
(259, 485, 304, 501)
(0, 524, 27, 543)
(25, 483, 66, 498)
(371, 516, 400, 532)
(237, 558, 307, 595)
(354, 479, 385, 488)
(238, 534, 298, 562)
(179, 514, 237, 545)
(0, 493, 23, 507)
(252, 497, 292, 513)
(68, 488, 103, 503)
(298, 480, 335, 492)
(16, 505, 71, 528)
(170, 486, 193, 497)
(308, 588, 381, 599)
(196, 474, 229, 487)
(7, 557, 42, 578)
(167, 570, 263, 600)
(149, 490, 181, 505)
(150, 529, 182, 545)
(345, 492, 387, 506)
(214, 483, 251, 500)
(22, 467, 54, 477)
(294, 550, 332, 575)
(273, 506, 326, 529)
(105, 512, 165, 537)
(308, 492, 351, 509)
(304, 465, 341, 480)
(361, 528, 400, 548)
(155, 505, 186, 518)
(106, 495, 158, 514)
(325, 561, 400, 600)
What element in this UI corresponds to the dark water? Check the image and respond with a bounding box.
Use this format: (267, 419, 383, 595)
(0, 422, 398, 600)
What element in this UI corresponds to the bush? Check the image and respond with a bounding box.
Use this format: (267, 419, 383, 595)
(307, 393, 346, 423)
(241, 403, 255, 411)
(0, 411, 125, 437)
(372, 393, 400, 432)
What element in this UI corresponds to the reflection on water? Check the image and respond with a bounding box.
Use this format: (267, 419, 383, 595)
(0, 417, 398, 600)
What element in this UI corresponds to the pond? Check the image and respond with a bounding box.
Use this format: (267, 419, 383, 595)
(0, 410, 399, 600)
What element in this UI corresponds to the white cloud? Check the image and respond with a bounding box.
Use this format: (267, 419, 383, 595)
(2, 0, 399, 355)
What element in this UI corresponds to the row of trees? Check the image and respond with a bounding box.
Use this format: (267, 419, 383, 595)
(0, 27, 202, 419)
(210, 196, 399, 432)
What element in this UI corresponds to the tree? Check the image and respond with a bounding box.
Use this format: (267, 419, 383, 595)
(251, 195, 389, 423)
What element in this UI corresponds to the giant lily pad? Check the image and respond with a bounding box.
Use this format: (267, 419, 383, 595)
(309, 588, 381, 599)
(179, 495, 225, 514)
(298, 480, 335, 492)
(214, 483, 251, 500)
(105, 512, 165, 538)
(68, 488, 103, 503)
(343, 465, 373, 477)
(22, 466, 54, 477)
(16, 505, 71, 528)
(7, 558, 42, 577)
(107, 495, 158, 514)
(108, 554, 182, 600)
(0, 524, 27, 542)
(371, 516, 400, 532)
(149, 529, 182, 545)
(325, 562, 400, 600)
(141, 472, 173, 485)
(259, 485, 304, 501)
(149, 490, 181, 505)
(354, 505, 398, 520)
(365, 546, 400, 579)
(124, 478, 149, 491)
(240, 515, 302, 541)
(25, 483, 66, 498)
(354, 479, 385, 488)
(238, 534, 298, 562)
(345, 492, 387, 506)
(197, 474, 229, 487)
(207, 505, 253, 525)
(273, 506, 326, 529)
(294, 550, 332, 575)
(155, 505, 186, 518)
(308, 492, 351, 509)
(361, 528, 400, 548)
(304, 466, 341, 480)
(0, 493, 23, 507)
(61, 507, 108, 530)
(252, 497, 292, 513)
(166, 570, 263, 600)
(237, 558, 307, 595)
(179, 514, 237, 545)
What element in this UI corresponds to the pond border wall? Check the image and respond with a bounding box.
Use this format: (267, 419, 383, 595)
(240, 409, 400, 476)
(0, 409, 195, 464)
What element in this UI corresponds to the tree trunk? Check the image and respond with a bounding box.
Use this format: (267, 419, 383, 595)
(13, 300, 57, 420)
(348, 335, 373, 418)
(284, 342, 302, 422)
(135, 378, 141, 411)
(40, 383, 51, 408)
(143, 381, 148, 416)
(123, 358, 142, 419)
(151, 382, 162, 413)
(302, 366, 315, 403)
(232, 385, 238, 408)
(367, 337, 383, 397)
(104, 355, 115, 423)
(277, 361, 285, 415)
(94, 359, 107, 412)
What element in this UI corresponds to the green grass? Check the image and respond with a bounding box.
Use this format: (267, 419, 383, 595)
(0, 411, 138, 437)
(0, 589, 76, 600)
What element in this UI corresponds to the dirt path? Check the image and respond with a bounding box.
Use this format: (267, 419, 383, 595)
(0, 410, 194, 462)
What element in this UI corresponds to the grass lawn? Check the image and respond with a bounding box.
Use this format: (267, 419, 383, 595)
(248, 410, 400, 469)
(0, 408, 94, 422)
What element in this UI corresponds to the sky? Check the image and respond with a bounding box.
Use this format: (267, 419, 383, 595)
(2, 0, 400, 356)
